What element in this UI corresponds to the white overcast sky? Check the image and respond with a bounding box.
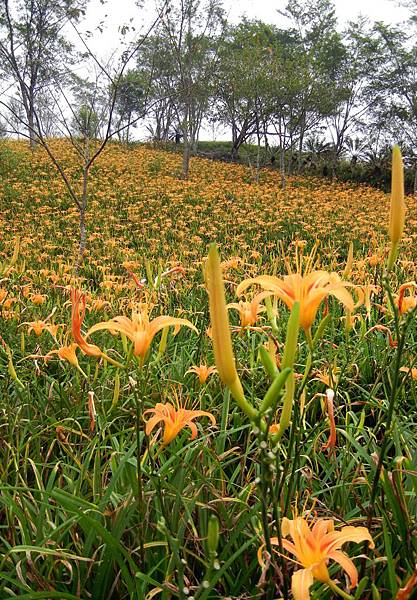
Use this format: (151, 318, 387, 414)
(73, 0, 412, 140)
(80, 0, 412, 60)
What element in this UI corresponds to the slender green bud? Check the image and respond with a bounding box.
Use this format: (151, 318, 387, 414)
(6, 346, 24, 390)
(207, 514, 219, 556)
(259, 367, 291, 414)
(206, 244, 258, 420)
(343, 241, 354, 279)
(259, 344, 277, 380)
(158, 326, 169, 355)
(281, 301, 300, 370)
(112, 371, 121, 408)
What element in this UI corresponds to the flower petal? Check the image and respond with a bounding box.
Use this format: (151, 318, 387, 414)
(291, 568, 314, 600)
(327, 550, 359, 588)
(328, 286, 355, 312)
(86, 319, 132, 338)
(236, 275, 286, 296)
(186, 420, 198, 440)
(185, 409, 216, 426)
(145, 414, 164, 436)
(312, 519, 334, 539)
(322, 526, 374, 553)
(150, 316, 198, 336)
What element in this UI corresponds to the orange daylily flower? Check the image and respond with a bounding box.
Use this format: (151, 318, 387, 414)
(259, 515, 374, 600)
(86, 303, 197, 359)
(354, 283, 379, 319)
(24, 320, 49, 336)
(46, 323, 63, 338)
(44, 343, 87, 377)
(313, 366, 340, 388)
(143, 401, 216, 445)
(56, 343, 81, 369)
(226, 294, 268, 328)
(186, 364, 217, 384)
(89, 298, 111, 312)
(237, 271, 354, 332)
(30, 293, 47, 305)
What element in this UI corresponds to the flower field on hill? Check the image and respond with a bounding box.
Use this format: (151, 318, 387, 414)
(0, 141, 417, 599)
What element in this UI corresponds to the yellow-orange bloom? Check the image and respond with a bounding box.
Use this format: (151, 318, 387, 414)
(86, 304, 197, 359)
(259, 515, 374, 600)
(25, 320, 49, 336)
(237, 271, 354, 332)
(30, 293, 47, 305)
(45, 343, 85, 374)
(143, 401, 216, 445)
(186, 364, 217, 384)
(226, 295, 267, 328)
(56, 343, 81, 369)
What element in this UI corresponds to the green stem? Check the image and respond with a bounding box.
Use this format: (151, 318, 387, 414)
(367, 281, 408, 526)
(327, 580, 355, 600)
(305, 327, 314, 352)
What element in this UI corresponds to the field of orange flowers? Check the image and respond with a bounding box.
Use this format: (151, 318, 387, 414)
(0, 140, 417, 600)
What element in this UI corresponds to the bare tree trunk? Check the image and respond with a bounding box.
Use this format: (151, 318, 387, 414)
(414, 161, 417, 195)
(182, 118, 191, 179)
(78, 196, 87, 259)
(28, 109, 37, 150)
(28, 87, 37, 150)
(77, 137, 90, 270)
(255, 114, 261, 183)
(280, 143, 286, 190)
(182, 138, 191, 179)
(331, 151, 338, 179)
(77, 166, 88, 269)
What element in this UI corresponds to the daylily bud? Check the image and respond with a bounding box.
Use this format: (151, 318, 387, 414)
(259, 367, 291, 414)
(371, 583, 381, 600)
(207, 514, 219, 556)
(271, 303, 300, 440)
(343, 241, 354, 278)
(88, 391, 96, 433)
(206, 245, 238, 387)
(120, 332, 128, 355)
(281, 302, 300, 370)
(158, 326, 169, 355)
(6, 346, 25, 390)
(259, 344, 277, 380)
(387, 146, 405, 270)
(112, 371, 121, 408)
(206, 244, 257, 420)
